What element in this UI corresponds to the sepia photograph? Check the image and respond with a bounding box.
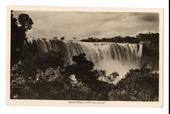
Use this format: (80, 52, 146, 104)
(7, 7, 163, 106)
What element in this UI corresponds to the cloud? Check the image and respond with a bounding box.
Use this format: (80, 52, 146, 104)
(13, 11, 159, 39)
(138, 13, 159, 22)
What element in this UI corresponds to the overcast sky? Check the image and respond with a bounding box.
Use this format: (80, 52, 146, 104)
(13, 11, 159, 40)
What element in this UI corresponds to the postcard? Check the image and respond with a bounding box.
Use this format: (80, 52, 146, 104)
(7, 6, 163, 107)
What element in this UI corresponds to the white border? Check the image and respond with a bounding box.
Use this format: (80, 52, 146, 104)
(0, 0, 168, 114)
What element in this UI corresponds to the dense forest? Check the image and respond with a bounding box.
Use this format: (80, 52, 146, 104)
(81, 33, 159, 44)
(10, 12, 159, 101)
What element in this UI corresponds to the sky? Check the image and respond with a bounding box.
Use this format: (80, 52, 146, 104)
(13, 11, 159, 40)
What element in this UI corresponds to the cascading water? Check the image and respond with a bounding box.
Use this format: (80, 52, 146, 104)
(27, 39, 143, 84)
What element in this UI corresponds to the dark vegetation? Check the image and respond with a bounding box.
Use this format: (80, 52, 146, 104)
(81, 33, 159, 45)
(10, 12, 159, 101)
(112, 68, 159, 101)
(11, 11, 33, 66)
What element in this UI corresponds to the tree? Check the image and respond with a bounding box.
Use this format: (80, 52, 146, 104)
(60, 36, 65, 40)
(65, 53, 94, 81)
(11, 12, 33, 66)
(18, 14, 33, 31)
(65, 53, 111, 93)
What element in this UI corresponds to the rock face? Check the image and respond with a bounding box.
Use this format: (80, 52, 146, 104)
(141, 43, 159, 70)
(141, 63, 153, 70)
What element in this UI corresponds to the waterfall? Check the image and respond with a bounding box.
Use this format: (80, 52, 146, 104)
(27, 39, 143, 84)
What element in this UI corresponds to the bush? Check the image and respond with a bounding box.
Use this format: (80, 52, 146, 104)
(109, 68, 159, 101)
(32, 51, 65, 71)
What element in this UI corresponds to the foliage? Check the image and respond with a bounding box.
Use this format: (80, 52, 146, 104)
(81, 33, 159, 45)
(109, 68, 159, 101)
(18, 13, 33, 31)
(65, 53, 112, 93)
(11, 11, 33, 66)
(32, 51, 65, 71)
